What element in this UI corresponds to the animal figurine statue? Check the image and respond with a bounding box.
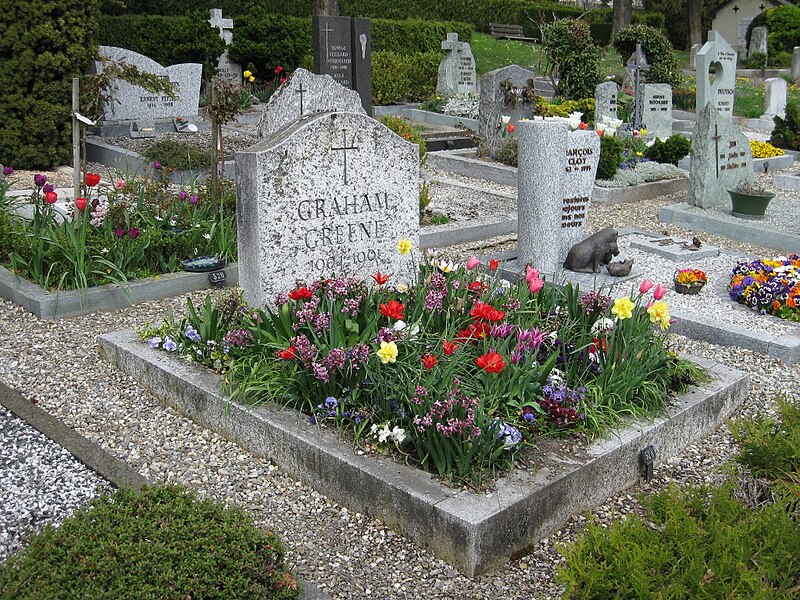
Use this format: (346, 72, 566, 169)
(563, 227, 620, 273)
(606, 259, 634, 277)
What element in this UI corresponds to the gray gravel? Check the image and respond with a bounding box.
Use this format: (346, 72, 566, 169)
(1, 148, 799, 597)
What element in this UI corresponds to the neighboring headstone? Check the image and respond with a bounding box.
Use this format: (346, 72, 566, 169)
(436, 33, 477, 98)
(478, 65, 537, 158)
(594, 81, 619, 123)
(256, 68, 366, 139)
(696, 31, 737, 122)
(792, 47, 800, 83)
(626, 44, 651, 131)
(687, 103, 752, 209)
(236, 111, 419, 307)
(312, 16, 373, 115)
(209, 8, 241, 85)
(642, 83, 673, 139)
(763, 77, 787, 118)
(96, 46, 202, 121)
(748, 26, 768, 58)
(690, 43, 702, 69)
(517, 119, 601, 273)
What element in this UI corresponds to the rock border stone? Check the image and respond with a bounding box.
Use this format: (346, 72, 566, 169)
(99, 329, 748, 577)
(0, 264, 239, 320)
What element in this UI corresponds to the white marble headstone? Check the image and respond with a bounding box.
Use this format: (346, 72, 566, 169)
(594, 81, 619, 123)
(642, 84, 673, 139)
(209, 8, 241, 85)
(96, 46, 202, 121)
(696, 31, 737, 122)
(256, 68, 366, 139)
(237, 111, 419, 307)
(436, 33, 477, 97)
(763, 77, 787, 118)
(690, 43, 702, 69)
(517, 120, 601, 273)
(688, 103, 752, 209)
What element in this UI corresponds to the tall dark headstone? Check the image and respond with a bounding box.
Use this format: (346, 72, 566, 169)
(313, 16, 373, 115)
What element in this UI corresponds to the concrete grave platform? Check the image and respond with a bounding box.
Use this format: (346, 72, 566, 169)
(630, 235, 720, 261)
(0, 264, 238, 320)
(774, 172, 800, 192)
(99, 329, 748, 577)
(678, 154, 795, 173)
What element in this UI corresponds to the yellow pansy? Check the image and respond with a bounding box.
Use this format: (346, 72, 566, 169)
(377, 341, 398, 364)
(611, 296, 635, 320)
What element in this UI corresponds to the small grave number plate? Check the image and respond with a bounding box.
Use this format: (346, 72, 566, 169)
(640, 445, 656, 482)
(208, 270, 227, 286)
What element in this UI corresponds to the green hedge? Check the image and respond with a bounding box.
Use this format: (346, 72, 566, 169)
(747, 5, 800, 62)
(372, 51, 439, 104)
(98, 14, 227, 78)
(0, 0, 100, 169)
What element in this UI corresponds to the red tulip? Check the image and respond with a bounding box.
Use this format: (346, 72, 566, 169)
(372, 271, 391, 285)
(420, 354, 438, 369)
(379, 299, 405, 320)
(85, 172, 101, 187)
(278, 346, 296, 360)
(75, 197, 87, 211)
(476, 351, 507, 373)
(442, 340, 459, 355)
(507, 124, 516, 134)
(288, 287, 313, 300)
(578, 121, 588, 130)
(44, 191, 58, 204)
(489, 259, 499, 271)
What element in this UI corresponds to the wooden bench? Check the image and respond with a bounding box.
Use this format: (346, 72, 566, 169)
(489, 23, 536, 43)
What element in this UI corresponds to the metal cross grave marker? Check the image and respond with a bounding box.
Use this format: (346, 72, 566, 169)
(626, 43, 651, 131)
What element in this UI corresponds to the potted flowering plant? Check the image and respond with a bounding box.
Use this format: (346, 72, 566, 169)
(674, 268, 707, 294)
(728, 176, 775, 219)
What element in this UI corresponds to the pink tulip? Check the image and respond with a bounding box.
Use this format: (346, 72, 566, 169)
(525, 265, 540, 283)
(115, 178, 126, 190)
(528, 278, 544, 294)
(467, 256, 480, 270)
(646, 300, 654, 310)
(639, 279, 654, 294)
(653, 284, 668, 300)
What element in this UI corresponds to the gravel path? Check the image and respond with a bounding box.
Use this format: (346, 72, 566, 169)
(1, 155, 799, 597)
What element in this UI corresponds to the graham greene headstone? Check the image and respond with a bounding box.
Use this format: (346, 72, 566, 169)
(236, 111, 419, 307)
(687, 103, 752, 209)
(96, 46, 202, 121)
(517, 120, 601, 273)
(209, 9, 241, 85)
(478, 65, 537, 158)
(696, 31, 737, 122)
(642, 84, 672, 139)
(594, 81, 619, 123)
(256, 68, 366, 139)
(436, 33, 477, 97)
(312, 16, 373, 115)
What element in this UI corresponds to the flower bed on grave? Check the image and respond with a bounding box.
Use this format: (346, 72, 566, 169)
(0, 167, 236, 292)
(729, 255, 800, 322)
(139, 246, 702, 486)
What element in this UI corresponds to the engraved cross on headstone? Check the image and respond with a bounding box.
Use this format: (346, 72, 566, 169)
(296, 82, 306, 117)
(331, 129, 358, 185)
(626, 43, 651, 131)
(441, 32, 460, 52)
(322, 22, 335, 59)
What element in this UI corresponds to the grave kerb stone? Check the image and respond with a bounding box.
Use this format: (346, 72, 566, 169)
(695, 31, 737, 123)
(642, 83, 673, 139)
(236, 111, 419, 308)
(763, 77, 787, 118)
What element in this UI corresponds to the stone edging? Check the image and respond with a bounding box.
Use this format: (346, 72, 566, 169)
(98, 329, 748, 576)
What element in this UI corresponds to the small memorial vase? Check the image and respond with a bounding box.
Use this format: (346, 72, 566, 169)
(728, 188, 776, 219)
(674, 280, 705, 295)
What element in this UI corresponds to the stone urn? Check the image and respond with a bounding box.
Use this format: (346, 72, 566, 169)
(728, 188, 776, 219)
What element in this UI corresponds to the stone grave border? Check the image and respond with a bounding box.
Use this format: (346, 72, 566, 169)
(98, 329, 747, 577)
(0, 264, 239, 320)
(426, 149, 690, 203)
(374, 106, 478, 131)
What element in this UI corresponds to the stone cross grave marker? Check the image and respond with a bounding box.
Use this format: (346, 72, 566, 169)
(517, 119, 601, 274)
(256, 68, 366, 139)
(687, 103, 752, 208)
(594, 81, 619, 124)
(641, 83, 673, 139)
(209, 8, 241, 85)
(764, 77, 787, 118)
(696, 31, 737, 122)
(236, 111, 419, 308)
(436, 33, 477, 97)
(749, 26, 768, 58)
(96, 46, 202, 121)
(626, 44, 650, 131)
(478, 65, 536, 158)
(312, 16, 373, 115)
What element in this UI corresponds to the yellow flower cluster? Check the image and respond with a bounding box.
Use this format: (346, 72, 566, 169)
(749, 140, 784, 158)
(647, 301, 671, 331)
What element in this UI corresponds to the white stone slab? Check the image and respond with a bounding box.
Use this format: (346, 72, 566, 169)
(237, 111, 419, 307)
(642, 83, 673, 139)
(763, 77, 787, 118)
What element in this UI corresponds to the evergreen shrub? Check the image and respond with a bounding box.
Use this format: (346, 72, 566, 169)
(643, 134, 691, 166)
(0, 0, 101, 169)
(372, 51, 439, 105)
(541, 19, 601, 100)
(597, 134, 623, 180)
(770, 102, 800, 151)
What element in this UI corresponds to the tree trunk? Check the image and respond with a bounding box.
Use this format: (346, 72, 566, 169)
(314, 0, 339, 16)
(612, 0, 632, 37)
(688, 0, 703, 49)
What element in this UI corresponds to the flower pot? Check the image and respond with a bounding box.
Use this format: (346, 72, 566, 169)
(728, 189, 775, 219)
(674, 281, 704, 295)
(180, 256, 226, 272)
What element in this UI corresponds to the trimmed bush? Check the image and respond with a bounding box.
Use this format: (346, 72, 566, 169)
(0, 0, 100, 169)
(541, 19, 601, 100)
(770, 102, 800, 151)
(372, 51, 440, 105)
(98, 14, 226, 79)
(613, 24, 682, 89)
(0, 485, 300, 599)
(597, 134, 623, 180)
(643, 133, 691, 166)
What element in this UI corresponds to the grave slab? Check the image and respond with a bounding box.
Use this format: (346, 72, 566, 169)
(209, 8, 241, 85)
(642, 83, 673, 139)
(99, 329, 748, 576)
(630, 236, 720, 260)
(594, 81, 619, 124)
(774, 172, 800, 191)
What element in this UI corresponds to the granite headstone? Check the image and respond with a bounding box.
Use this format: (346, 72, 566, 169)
(209, 9, 241, 85)
(436, 33, 477, 97)
(96, 46, 202, 121)
(687, 103, 752, 209)
(793, 47, 800, 83)
(763, 77, 787, 118)
(256, 68, 366, 139)
(748, 26, 768, 58)
(236, 111, 419, 307)
(517, 119, 601, 274)
(696, 31, 737, 122)
(312, 16, 372, 114)
(641, 83, 672, 139)
(478, 65, 537, 157)
(690, 43, 702, 69)
(594, 81, 619, 123)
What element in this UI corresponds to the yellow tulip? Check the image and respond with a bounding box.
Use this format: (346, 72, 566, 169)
(248, 75, 255, 83)
(243, 70, 252, 79)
